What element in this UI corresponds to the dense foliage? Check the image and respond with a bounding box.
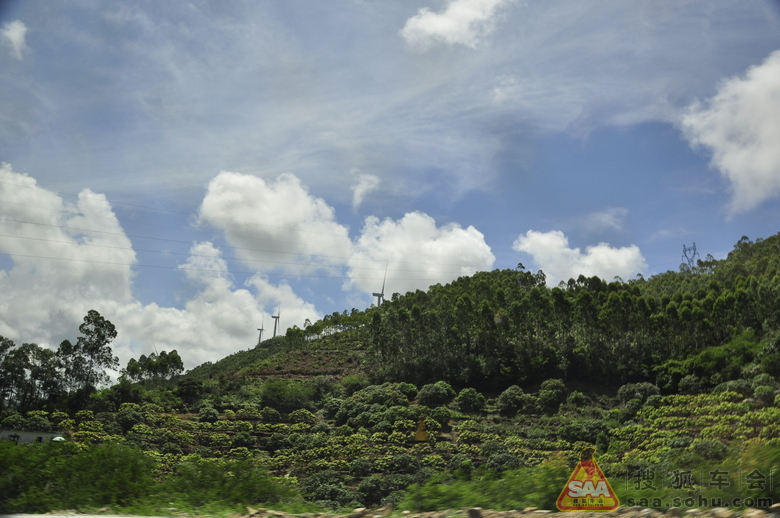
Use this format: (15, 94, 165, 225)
(2, 233, 780, 514)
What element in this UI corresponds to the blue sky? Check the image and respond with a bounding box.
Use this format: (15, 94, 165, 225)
(1, 0, 780, 370)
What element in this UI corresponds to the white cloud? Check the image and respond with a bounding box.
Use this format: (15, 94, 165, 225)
(0, 163, 136, 342)
(113, 242, 320, 368)
(0, 165, 322, 370)
(197, 171, 353, 273)
(513, 230, 647, 286)
(582, 207, 628, 233)
(1, 20, 27, 60)
(350, 170, 381, 209)
(347, 211, 495, 298)
(400, 0, 513, 50)
(680, 50, 780, 215)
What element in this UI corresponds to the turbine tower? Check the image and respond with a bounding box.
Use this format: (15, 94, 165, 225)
(372, 262, 388, 307)
(682, 242, 699, 268)
(271, 306, 281, 338)
(256, 318, 264, 346)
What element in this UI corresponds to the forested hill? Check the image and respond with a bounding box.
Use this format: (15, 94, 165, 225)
(3, 233, 780, 515)
(189, 232, 780, 395)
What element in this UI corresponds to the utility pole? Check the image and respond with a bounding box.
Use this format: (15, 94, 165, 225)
(682, 242, 700, 268)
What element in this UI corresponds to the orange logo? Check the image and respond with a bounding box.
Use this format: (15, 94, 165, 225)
(556, 447, 619, 511)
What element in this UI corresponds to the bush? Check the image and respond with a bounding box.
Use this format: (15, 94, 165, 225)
(455, 388, 486, 413)
(261, 379, 315, 413)
(232, 431, 256, 448)
(0, 442, 156, 513)
(712, 379, 752, 398)
(538, 379, 566, 409)
(520, 394, 541, 414)
(259, 406, 282, 423)
(197, 406, 220, 423)
(678, 374, 701, 394)
(753, 385, 775, 404)
(617, 382, 660, 403)
(341, 374, 370, 396)
(393, 453, 419, 474)
(417, 381, 455, 407)
(164, 457, 292, 506)
(357, 475, 385, 506)
(566, 390, 586, 406)
(497, 385, 524, 412)
(689, 439, 728, 460)
(397, 382, 418, 400)
(751, 373, 778, 388)
(0, 413, 25, 430)
(350, 458, 373, 478)
(428, 406, 451, 428)
(449, 453, 473, 474)
(289, 408, 318, 425)
(486, 453, 522, 473)
(559, 419, 609, 443)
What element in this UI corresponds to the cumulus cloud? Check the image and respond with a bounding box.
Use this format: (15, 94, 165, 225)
(680, 50, 780, 215)
(513, 230, 647, 286)
(350, 170, 381, 210)
(1, 20, 27, 60)
(0, 163, 136, 341)
(197, 171, 353, 273)
(113, 242, 320, 368)
(347, 212, 495, 297)
(400, 0, 513, 50)
(582, 207, 628, 233)
(0, 165, 322, 370)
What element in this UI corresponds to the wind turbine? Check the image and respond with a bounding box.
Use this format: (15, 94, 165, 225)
(271, 306, 281, 338)
(256, 318, 264, 346)
(373, 262, 388, 307)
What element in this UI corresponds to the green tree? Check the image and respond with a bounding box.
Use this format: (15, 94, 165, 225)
(58, 311, 119, 393)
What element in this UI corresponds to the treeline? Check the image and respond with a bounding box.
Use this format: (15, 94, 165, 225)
(360, 234, 780, 391)
(0, 309, 183, 413)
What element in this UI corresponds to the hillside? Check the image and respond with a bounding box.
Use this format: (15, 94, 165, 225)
(2, 232, 780, 514)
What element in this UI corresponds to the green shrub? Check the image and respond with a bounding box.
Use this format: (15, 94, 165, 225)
(751, 373, 778, 388)
(349, 458, 373, 478)
(678, 374, 701, 394)
(397, 382, 418, 400)
(538, 379, 566, 409)
(0, 442, 156, 513)
(559, 419, 609, 443)
(289, 408, 318, 424)
(417, 381, 455, 407)
(197, 406, 220, 423)
(163, 457, 291, 506)
(357, 475, 385, 506)
(689, 439, 728, 460)
(340, 374, 370, 396)
(393, 453, 419, 474)
(260, 406, 282, 423)
(497, 385, 524, 412)
(449, 453, 474, 474)
(617, 382, 659, 403)
(261, 379, 315, 413)
(753, 385, 775, 404)
(712, 379, 752, 397)
(455, 387, 486, 413)
(486, 453, 522, 473)
(232, 431, 256, 448)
